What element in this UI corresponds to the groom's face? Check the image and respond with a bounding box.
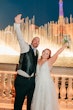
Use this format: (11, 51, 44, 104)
(31, 37, 40, 48)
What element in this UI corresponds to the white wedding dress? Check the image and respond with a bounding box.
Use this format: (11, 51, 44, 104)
(31, 61, 59, 110)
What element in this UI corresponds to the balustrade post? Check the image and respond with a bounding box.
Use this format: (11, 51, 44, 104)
(67, 78, 73, 109)
(60, 77, 67, 108)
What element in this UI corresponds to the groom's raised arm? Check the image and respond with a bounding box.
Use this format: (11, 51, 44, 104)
(14, 14, 29, 53)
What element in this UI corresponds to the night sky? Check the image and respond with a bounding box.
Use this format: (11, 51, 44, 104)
(0, 0, 73, 29)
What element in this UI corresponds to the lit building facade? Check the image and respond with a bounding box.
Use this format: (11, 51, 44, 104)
(0, 0, 73, 67)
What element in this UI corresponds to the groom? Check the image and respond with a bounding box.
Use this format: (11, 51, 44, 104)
(14, 14, 40, 110)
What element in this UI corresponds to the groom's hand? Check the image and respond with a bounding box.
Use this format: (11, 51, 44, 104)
(14, 14, 24, 24)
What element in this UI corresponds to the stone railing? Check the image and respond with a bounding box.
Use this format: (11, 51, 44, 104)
(0, 67, 73, 110)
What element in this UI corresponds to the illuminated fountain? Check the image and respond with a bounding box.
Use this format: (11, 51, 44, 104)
(0, 17, 73, 67)
(0, 0, 73, 67)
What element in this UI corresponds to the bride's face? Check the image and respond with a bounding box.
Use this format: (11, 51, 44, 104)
(42, 49, 51, 59)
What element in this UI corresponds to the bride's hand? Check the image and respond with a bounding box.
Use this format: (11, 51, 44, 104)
(63, 36, 71, 48)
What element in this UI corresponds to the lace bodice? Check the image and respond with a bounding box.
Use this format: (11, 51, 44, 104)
(36, 61, 52, 82)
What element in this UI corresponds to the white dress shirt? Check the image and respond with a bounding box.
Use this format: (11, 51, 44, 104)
(14, 23, 35, 78)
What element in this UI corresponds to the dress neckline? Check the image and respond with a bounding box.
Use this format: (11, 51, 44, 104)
(38, 60, 48, 68)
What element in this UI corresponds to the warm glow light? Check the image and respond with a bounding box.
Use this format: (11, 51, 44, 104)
(38, 43, 73, 58)
(0, 42, 73, 59)
(0, 45, 19, 55)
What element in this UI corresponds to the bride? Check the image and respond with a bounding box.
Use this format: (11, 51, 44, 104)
(31, 43, 68, 110)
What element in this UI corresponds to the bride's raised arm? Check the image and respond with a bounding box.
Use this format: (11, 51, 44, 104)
(48, 43, 68, 66)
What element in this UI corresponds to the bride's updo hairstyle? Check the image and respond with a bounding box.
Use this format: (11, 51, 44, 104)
(41, 48, 51, 59)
